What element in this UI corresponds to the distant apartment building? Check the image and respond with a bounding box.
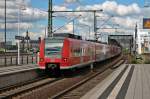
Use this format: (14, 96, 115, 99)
(0, 41, 12, 49)
(137, 30, 150, 54)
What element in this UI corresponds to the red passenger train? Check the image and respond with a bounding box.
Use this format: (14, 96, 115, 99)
(38, 33, 121, 75)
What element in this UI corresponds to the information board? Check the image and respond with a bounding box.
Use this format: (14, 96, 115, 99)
(143, 18, 150, 29)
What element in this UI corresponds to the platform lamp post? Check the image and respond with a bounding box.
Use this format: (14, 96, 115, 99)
(134, 23, 137, 55)
(17, 6, 20, 65)
(4, 0, 7, 66)
(16, 3, 26, 65)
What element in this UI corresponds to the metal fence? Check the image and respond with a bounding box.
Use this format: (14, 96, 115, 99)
(0, 54, 38, 67)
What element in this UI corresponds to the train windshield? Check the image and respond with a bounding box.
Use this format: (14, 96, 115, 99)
(45, 39, 63, 58)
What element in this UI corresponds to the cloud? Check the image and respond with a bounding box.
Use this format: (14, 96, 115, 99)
(112, 17, 138, 28)
(142, 7, 150, 17)
(0, 0, 47, 32)
(74, 1, 143, 35)
(22, 7, 47, 22)
(54, 22, 73, 33)
(0, 22, 33, 31)
(53, 5, 70, 11)
(76, 1, 141, 16)
(117, 3, 140, 16)
(64, 0, 79, 3)
(102, 1, 141, 16)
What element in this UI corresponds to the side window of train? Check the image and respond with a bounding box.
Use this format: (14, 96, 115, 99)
(73, 47, 76, 57)
(74, 47, 81, 57)
(75, 48, 77, 56)
(88, 47, 92, 56)
(81, 48, 84, 56)
(71, 48, 73, 57)
(83, 48, 85, 56)
(77, 48, 81, 56)
(70, 46, 75, 57)
(72, 47, 79, 57)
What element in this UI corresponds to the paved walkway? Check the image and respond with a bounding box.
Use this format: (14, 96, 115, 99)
(81, 64, 150, 99)
(0, 64, 39, 75)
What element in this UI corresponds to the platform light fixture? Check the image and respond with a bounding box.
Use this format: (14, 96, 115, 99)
(4, 0, 7, 66)
(16, 1, 27, 65)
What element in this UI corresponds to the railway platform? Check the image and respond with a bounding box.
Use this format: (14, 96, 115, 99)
(0, 64, 38, 76)
(81, 64, 150, 99)
(0, 64, 44, 90)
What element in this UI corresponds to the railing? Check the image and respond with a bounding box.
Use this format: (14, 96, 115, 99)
(0, 54, 38, 67)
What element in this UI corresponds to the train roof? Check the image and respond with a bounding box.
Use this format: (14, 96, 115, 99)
(45, 33, 114, 46)
(53, 33, 82, 40)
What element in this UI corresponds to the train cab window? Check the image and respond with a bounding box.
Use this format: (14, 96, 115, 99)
(45, 39, 63, 58)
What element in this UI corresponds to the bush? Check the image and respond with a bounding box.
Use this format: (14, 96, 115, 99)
(131, 59, 139, 64)
(144, 60, 150, 64)
(131, 55, 141, 64)
(0, 48, 5, 53)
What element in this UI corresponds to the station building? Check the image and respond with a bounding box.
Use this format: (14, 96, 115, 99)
(136, 30, 150, 54)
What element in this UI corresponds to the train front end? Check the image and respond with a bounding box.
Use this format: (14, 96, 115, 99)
(38, 37, 69, 75)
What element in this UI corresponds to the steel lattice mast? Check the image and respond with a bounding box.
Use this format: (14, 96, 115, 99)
(48, 0, 53, 37)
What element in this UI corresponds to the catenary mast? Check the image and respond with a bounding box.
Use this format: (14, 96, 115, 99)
(48, 0, 53, 37)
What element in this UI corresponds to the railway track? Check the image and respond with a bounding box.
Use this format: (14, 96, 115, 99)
(0, 56, 124, 99)
(0, 77, 63, 99)
(19, 56, 123, 99)
(50, 59, 124, 99)
(0, 76, 48, 93)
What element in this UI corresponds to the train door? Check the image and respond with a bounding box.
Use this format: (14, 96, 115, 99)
(81, 47, 84, 63)
(92, 44, 95, 61)
(90, 45, 93, 61)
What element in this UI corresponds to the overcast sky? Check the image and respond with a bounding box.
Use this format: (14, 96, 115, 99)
(0, 0, 149, 41)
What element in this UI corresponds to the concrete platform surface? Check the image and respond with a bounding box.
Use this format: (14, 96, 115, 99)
(0, 64, 39, 75)
(81, 64, 150, 99)
(0, 64, 43, 89)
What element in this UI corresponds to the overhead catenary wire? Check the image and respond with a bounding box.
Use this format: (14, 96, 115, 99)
(52, 15, 82, 33)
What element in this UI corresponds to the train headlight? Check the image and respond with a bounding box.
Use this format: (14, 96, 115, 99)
(40, 58, 44, 62)
(63, 58, 68, 62)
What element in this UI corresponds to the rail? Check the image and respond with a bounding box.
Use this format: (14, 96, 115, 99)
(0, 78, 63, 98)
(50, 56, 124, 99)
